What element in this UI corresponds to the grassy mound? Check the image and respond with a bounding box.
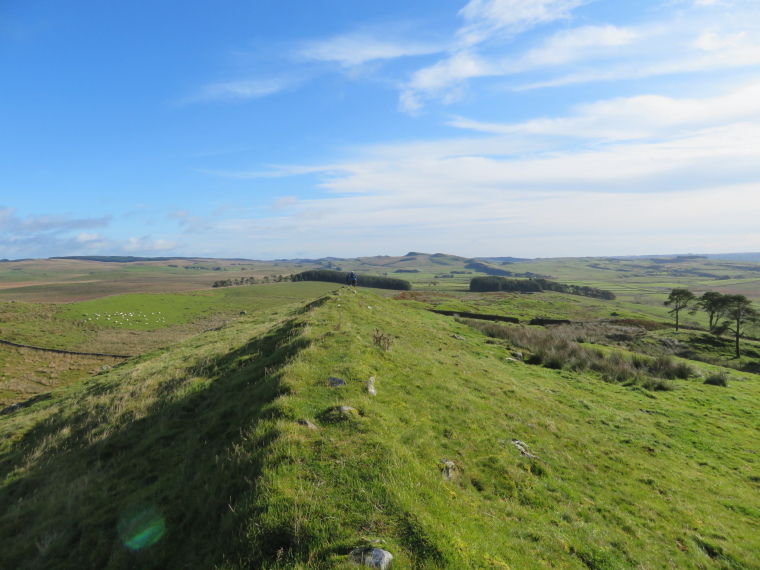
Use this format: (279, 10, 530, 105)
(1, 288, 759, 569)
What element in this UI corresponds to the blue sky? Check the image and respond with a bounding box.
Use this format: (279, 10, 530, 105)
(2, 0, 759, 260)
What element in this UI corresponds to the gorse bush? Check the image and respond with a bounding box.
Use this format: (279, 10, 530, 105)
(460, 319, 694, 389)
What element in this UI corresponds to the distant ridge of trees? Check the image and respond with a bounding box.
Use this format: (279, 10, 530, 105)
(292, 269, 411, 290)
(470, 276, 616, 300)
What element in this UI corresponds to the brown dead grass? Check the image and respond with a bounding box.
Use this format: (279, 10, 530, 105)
(0, 345, 122, 407)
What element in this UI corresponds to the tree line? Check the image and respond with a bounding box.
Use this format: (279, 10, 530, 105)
(470, 276, 616, 300)
(291, 270, 412, 291)
(665, 288, 758, 357)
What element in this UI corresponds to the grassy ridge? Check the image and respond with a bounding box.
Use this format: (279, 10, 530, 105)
(1, 289, 759, 568)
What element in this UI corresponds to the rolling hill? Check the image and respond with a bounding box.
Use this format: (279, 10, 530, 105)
(1, 286, 758, 569)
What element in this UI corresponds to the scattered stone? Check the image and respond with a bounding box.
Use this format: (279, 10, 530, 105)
(322, 406, 360, 421)
(440, 458, 456, 480)
(239, 310, 247, 315)
(504, 358, 518, 362)
(348, 547, 393, 569)
(328, 376, 347, 387)
(511, 351, 523, 360)
(453, 335, 465, 340)
(366, 377, 377, 396)
(297, 419, 318, 430)
(100, 365, 112, 371)
(511, 439, 545, 462)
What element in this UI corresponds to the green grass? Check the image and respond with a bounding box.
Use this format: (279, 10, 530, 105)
(0, 283, 339, 406)
(1, 288, 758, 568)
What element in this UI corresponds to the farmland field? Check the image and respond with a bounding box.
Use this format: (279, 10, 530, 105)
(0, 281, 339, 406)
(2, 253, 760, 409)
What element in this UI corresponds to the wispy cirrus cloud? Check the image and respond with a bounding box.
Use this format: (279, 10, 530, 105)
(400, 0, 593, 112)
(184, 77, 298, 103)
(297, 31, 443, 67)
(456, 0, 590, 47)
(400, 0, 760, 111)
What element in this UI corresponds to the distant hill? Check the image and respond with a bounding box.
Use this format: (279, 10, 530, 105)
(704, 252, 760, 262)
(478, 256, 533, 263)
(50, 256, 255, 263)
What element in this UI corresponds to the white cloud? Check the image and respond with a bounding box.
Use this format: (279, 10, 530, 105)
(695, 30, 746, 51)
(212, 78, 760, 258)
(75, 232, 102, 243)
(271, 196, 298, 210)
(298, 32, 441, 67)
(187, 78, 294, 103)
(451, 80, 760, 140)
(399, 0, 760, 110)
(398, 0, 593, 112)
(517, 25, 638, 67)
(123, 237, 179, 252)
(457, 0, 589, 46)
(0, 207, 111, 235)
(401, 50, 494, 112)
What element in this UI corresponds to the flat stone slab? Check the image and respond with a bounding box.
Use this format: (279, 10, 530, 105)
(348, 547, 393, 569)
(296, 419, 318, 430)
(328, 376, 347, 387)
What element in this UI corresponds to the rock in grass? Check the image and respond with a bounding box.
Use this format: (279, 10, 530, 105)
(453, 335, 465, 340)
(348, 547, 394, 569)
(296, 419, 318, 430)
(328, 376, 347, 387)
(440, 458, 456, 480)
(511, 351, 523, 360)
(367, 376, 377, 396)
(322, 406, 360, 421)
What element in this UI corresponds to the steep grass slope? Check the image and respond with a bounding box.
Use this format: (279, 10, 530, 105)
(1, 288, 758, 569)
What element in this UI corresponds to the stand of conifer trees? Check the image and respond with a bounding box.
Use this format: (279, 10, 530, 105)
(292, 269, 412, 290)
(470, 276, 615, 299)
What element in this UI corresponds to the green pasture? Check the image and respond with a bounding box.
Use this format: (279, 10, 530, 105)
(1, 287, 758, 568)
(53, 282, 339, 331)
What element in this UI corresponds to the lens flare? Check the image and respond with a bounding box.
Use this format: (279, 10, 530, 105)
(117, 506, 165, 551)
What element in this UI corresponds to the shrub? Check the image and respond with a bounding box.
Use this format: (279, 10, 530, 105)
(372, 329, 393, 351)
(459, 318, 691, 389)
(704, 370, 729, 387)
(649, 356, 694, 380)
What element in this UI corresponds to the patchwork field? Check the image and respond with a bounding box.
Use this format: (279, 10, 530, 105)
(2, 253, 759, 410)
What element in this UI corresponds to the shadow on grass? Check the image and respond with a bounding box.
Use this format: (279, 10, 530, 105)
(0, 317, 309, 570)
